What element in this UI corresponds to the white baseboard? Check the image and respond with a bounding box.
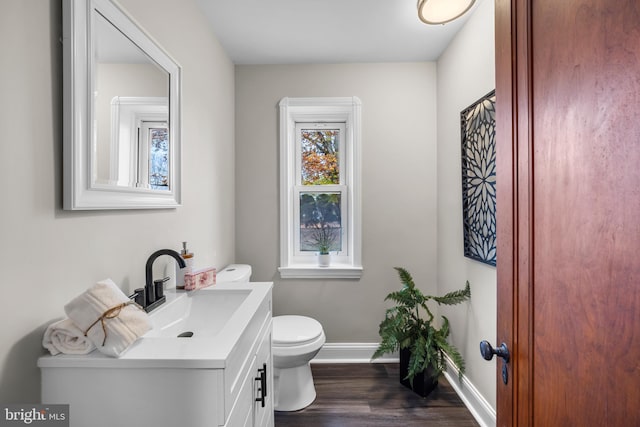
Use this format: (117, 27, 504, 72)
(312, 342, 397, 363)
(311, 343, 496, 427)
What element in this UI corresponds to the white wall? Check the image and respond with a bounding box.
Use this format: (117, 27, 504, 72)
(436, 0, 497, 411)
(235, 63, 439, 342)
(0, 0, 234, 402)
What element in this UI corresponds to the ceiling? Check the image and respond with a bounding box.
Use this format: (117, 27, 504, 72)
(195, 0, 480, 65)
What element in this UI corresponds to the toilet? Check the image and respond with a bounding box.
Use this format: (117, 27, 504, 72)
(216, 264, 326, 412)
(271, 315, 325, 411)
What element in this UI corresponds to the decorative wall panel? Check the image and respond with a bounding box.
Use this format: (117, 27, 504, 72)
(461, 90, 496, 266)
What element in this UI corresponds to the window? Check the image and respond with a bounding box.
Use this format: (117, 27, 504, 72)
(295, 123, 345, 256)
(279, 97, 362, 279)
(139, 121, 169, 190)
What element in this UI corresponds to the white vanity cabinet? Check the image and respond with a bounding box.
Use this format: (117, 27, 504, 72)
(39, 283, 274, 427)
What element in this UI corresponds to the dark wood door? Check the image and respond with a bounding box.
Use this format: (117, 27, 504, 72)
(495, 0, 640, 425)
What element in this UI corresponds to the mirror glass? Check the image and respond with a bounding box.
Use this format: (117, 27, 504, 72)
(63, 0, 181, 209)
(94, 12, 170, 190)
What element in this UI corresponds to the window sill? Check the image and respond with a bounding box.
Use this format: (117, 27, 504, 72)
(278, 265, 363, 279)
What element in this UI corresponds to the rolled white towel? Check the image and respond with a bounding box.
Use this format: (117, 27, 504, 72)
(43, 318, 96, 355)
(64, 279, 152, 357)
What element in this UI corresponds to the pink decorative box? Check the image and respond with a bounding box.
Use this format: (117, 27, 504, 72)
(184, 267, 216, 291)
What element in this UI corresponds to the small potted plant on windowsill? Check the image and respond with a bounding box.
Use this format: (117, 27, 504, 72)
(372, 267, 471, 397)
(317, 247, 331, 267)
(309, 223, 337, 267)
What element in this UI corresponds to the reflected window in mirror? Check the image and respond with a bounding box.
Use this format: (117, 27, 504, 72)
(144, 123, 169, 190)
(109, 97, 168, 189)
(94, 11, 170, 190)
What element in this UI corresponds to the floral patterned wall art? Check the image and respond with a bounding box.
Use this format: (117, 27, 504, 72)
(460, 90, 496, 267)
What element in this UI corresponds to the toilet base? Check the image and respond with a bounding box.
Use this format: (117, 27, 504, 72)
(273, 362, 317, 411)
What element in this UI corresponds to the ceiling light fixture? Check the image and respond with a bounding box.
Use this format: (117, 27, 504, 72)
(417, 0, 476, 25)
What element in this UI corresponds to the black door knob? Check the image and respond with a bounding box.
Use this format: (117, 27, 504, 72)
(480, 340, 510, 363)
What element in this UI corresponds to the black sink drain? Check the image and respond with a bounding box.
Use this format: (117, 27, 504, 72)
(177, 331, 194, 338)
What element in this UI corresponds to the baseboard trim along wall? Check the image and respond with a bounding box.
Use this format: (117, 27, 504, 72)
(312, 342, 395, 363)
(311, 343, 496, 427)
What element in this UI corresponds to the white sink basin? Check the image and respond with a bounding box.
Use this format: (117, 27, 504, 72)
(145, 289, 251, 338)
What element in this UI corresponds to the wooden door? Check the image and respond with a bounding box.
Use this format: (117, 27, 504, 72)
(495, 0, 640, 425)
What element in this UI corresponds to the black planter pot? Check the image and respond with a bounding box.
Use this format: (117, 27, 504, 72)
(399, 348, 438, 397)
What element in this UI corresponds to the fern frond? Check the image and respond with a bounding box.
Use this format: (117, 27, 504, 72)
(385, 290, 416, 308)
(424, 329, 436, 364)
(433, 281, 471, 305)
(373, 314, 404, 359)
(372, 338, 397, 359)
(434, 335, 466, 380)
(439, 315, 450, 338)
(407, 335, 427, 386)
(394, 266, 415, 289)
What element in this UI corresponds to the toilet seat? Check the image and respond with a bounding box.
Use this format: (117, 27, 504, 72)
(273, 315, 323, 347)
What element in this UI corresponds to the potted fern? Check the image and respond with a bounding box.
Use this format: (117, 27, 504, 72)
(372, 267, 471, 397)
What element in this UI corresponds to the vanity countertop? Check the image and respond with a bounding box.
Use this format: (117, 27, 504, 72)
(37, 282, 273, 369)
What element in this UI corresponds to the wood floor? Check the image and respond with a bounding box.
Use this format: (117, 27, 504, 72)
(274, 363, 480, 427)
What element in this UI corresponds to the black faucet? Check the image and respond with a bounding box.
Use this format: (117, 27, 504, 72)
(143, 249, 187, 312)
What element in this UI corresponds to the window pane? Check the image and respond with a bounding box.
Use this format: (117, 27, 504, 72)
(149, 127, 169, 189)
(300, 129, 340, 185)
(299, 192, 342, 252)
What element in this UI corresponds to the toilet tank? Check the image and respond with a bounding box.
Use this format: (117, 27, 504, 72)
(216, 264, 252, 284)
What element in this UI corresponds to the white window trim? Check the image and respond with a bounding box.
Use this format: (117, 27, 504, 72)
(278, 97, 363, 279)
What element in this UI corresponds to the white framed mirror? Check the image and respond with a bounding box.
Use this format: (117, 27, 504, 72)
(62, 0, 181, 209)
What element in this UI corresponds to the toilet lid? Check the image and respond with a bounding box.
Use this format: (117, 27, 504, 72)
(273, 315, 323, 346)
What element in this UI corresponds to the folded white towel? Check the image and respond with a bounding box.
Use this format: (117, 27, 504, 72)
(64, 279, 152, 357)
(42, 318, 96, 355)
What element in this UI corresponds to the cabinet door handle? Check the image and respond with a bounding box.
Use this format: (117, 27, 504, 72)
(261, 363, 267, 397)
(255, 363, 267, 407)
(254, 376, 264, 407)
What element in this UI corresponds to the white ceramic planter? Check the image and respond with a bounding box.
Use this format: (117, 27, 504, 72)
(318, 253, 330, 267)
